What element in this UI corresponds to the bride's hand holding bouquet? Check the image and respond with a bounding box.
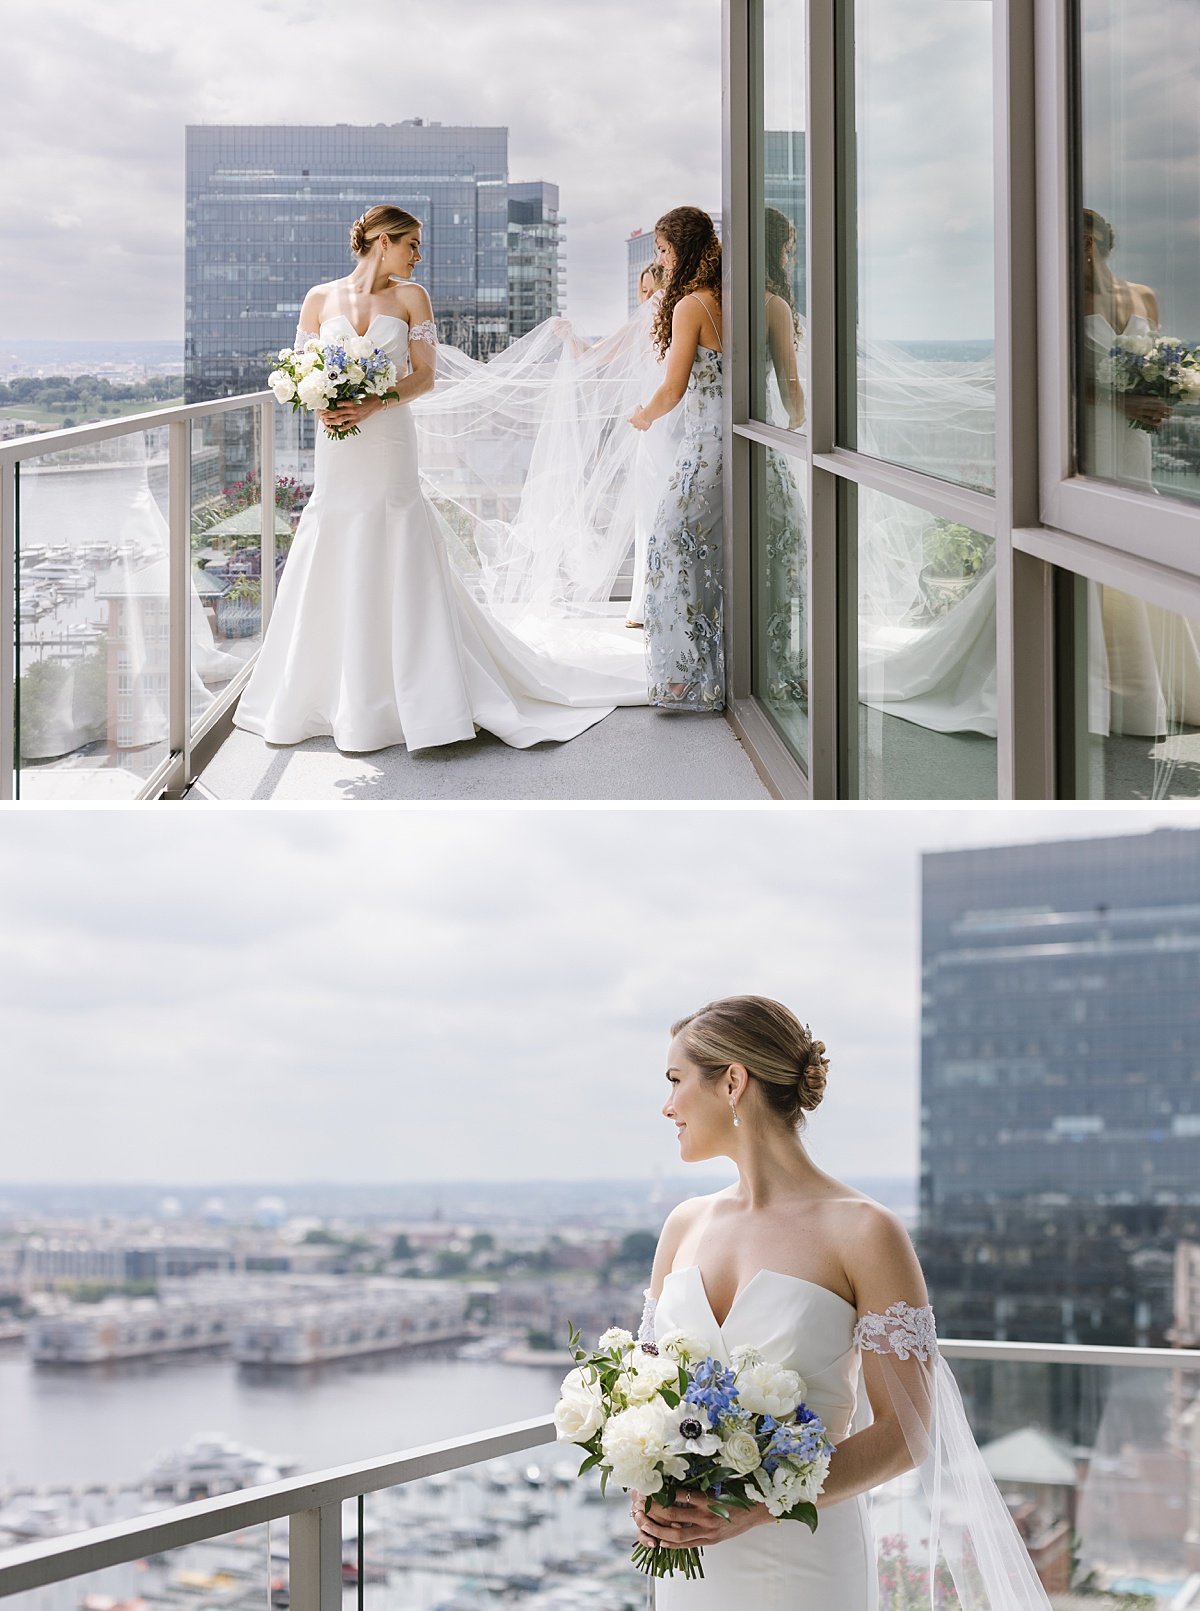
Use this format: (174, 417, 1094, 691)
(267, 334, 399, 439)
(555, 1323, 834, 1580)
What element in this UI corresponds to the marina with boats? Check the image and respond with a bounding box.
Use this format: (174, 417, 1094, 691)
(0, 1442, 643, 1611)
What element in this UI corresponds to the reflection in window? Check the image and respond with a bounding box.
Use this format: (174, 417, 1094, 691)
(755, 0, 807, 428)
(853, 487, 997, 799)
(752, 444, 808, 768)
(849, 0, 995, 492)
(1075, 580, 1200, 799)
(1078, 0, 1200, 504)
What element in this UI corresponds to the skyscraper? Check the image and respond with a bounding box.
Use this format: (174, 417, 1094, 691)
(185, 121, 535, 400)
(507, 182, 565, 341)
(919, 827, 1200, 1343)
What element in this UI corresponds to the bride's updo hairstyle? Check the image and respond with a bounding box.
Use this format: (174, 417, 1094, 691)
(350, 205, 421, 257)
(1083, 208, 1115, 260)
(652, 206, 722, 360)
(671, 995, 829, 1130)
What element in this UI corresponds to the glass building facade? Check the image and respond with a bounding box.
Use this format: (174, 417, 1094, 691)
(919, 827, 1200, 1342)
(722, 0, 1200, 799)
(185, 121, 515, 401)
(507, 182, 565, 341)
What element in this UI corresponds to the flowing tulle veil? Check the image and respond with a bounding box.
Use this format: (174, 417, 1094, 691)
(413, 298, 1003, 739)
(412, 297, 683, 667)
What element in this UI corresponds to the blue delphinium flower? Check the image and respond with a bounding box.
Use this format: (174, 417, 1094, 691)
(684, 1357, 739, 1429)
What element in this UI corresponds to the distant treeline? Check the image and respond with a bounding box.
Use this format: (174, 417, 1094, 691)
(1, 374, 182, 409)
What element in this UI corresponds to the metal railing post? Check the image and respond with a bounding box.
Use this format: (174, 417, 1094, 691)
(168, 419, 191, 787)
(289, 1504, 342, 1611)
(260, 399, 276, 627)
(1, 461, 15, 800)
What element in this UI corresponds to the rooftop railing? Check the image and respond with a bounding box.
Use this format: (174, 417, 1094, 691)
(1, 394, 276, 801)
(1, 1339, 1198, 1610)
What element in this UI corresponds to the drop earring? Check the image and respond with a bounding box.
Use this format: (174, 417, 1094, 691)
(730, 1101, 740, 1128)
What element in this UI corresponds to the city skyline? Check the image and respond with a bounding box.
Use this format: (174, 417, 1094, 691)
(3, 808, 1198, 1189)
(2, 0, 723, 344)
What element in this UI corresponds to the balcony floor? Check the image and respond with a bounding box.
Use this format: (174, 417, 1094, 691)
(188, 707, 770, 802)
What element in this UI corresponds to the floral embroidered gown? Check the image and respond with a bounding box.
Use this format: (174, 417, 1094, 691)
(643, 327, 725, 712)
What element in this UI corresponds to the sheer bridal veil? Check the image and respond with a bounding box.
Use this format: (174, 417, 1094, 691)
(412, 297, 683, 646)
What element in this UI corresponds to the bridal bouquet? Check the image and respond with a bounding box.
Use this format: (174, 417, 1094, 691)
(555, 1323, 834, 1580)
(1099, 331, 1200, 433)
(267, 336, 398, 439)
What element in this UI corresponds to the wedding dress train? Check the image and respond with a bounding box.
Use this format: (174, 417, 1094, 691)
(234, 315, 646, 752)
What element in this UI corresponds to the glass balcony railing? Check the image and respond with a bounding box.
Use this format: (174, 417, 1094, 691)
(1, 392, 282, 801)
(1, 1342, 1197, 1610)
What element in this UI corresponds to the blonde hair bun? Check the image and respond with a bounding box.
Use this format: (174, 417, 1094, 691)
(671, 995, 829, 1130)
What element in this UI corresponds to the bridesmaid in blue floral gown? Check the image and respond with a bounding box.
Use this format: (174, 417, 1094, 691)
(630, 207, 725, 712)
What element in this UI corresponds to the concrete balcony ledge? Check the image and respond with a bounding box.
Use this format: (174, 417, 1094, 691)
(188, 706, 771, 802)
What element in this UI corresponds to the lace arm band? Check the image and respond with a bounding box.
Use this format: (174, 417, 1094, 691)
(408, 318, 438, 348)
(852, 1301, 938, 1362)
(637, 1288, 657, 1346)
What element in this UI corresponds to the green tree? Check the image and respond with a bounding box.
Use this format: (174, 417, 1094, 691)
(391, 1232, 415, 1261)
(615, 1230, 659, 1267)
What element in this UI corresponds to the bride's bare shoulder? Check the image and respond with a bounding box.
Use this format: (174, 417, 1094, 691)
(299, 282, 338, 324)
(822, 1192, 927, 1311)
(648, 1191, 722, 1295)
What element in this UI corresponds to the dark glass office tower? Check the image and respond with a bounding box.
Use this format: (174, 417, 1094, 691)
(919, 827, 1200, 1344)
(185, 121, 512, 400)
(507, 182, 565, 340)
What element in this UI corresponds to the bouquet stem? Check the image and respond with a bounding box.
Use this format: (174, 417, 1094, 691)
(631, 1542, 705, 1579)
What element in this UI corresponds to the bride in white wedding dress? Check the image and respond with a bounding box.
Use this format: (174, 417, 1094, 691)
(634, 996, 1052, 1609)
(234, 205, 646, 753)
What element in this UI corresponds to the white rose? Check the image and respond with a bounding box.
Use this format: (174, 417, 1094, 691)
(347, 335, 376, 361)
(602, 1401, 687, 1494)
(719, 1428, 762, 1476)
(297, 371, 331, 410)
(268, 370, 297, 404)
(296, 349, 322, 376)
(343, 360, 365, 386)
(1122, 328, 1153, 358)
(618, 1349, 681, 1404)
(657, 1329, 707, 1363)
(553, 1367, 605, 1445)
(598, 1327, 634, 1353)
(735, 1362, 805, 1420)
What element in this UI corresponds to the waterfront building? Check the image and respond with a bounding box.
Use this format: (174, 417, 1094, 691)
(186, 120, 516, 403)
(507, 182, 565, 340)
(919, 826, 1200, 1343)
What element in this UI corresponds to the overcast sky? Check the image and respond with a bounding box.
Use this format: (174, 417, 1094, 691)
(1, 0, 722, 342)
(1, 806, 1196, 1191)
(2, 0, 1194, 349)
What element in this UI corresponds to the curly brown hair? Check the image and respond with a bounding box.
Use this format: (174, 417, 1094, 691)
(350, 204, 421, 257)
(651, 206, 721, 360)
(765, 206, 801, 342)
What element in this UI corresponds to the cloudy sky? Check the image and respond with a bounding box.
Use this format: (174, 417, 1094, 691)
(2, 806, 1196, 1191)
(2, 0, 1194, 349)
(1, 0, 722, 342)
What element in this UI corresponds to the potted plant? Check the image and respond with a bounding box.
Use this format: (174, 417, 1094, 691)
(920, 519, 992, 617)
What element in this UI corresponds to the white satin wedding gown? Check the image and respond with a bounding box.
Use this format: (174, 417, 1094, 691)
(653, 1266, 876, 1609)
(234, 314, 646, 752)
(647, 1267, 1053, 1609)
